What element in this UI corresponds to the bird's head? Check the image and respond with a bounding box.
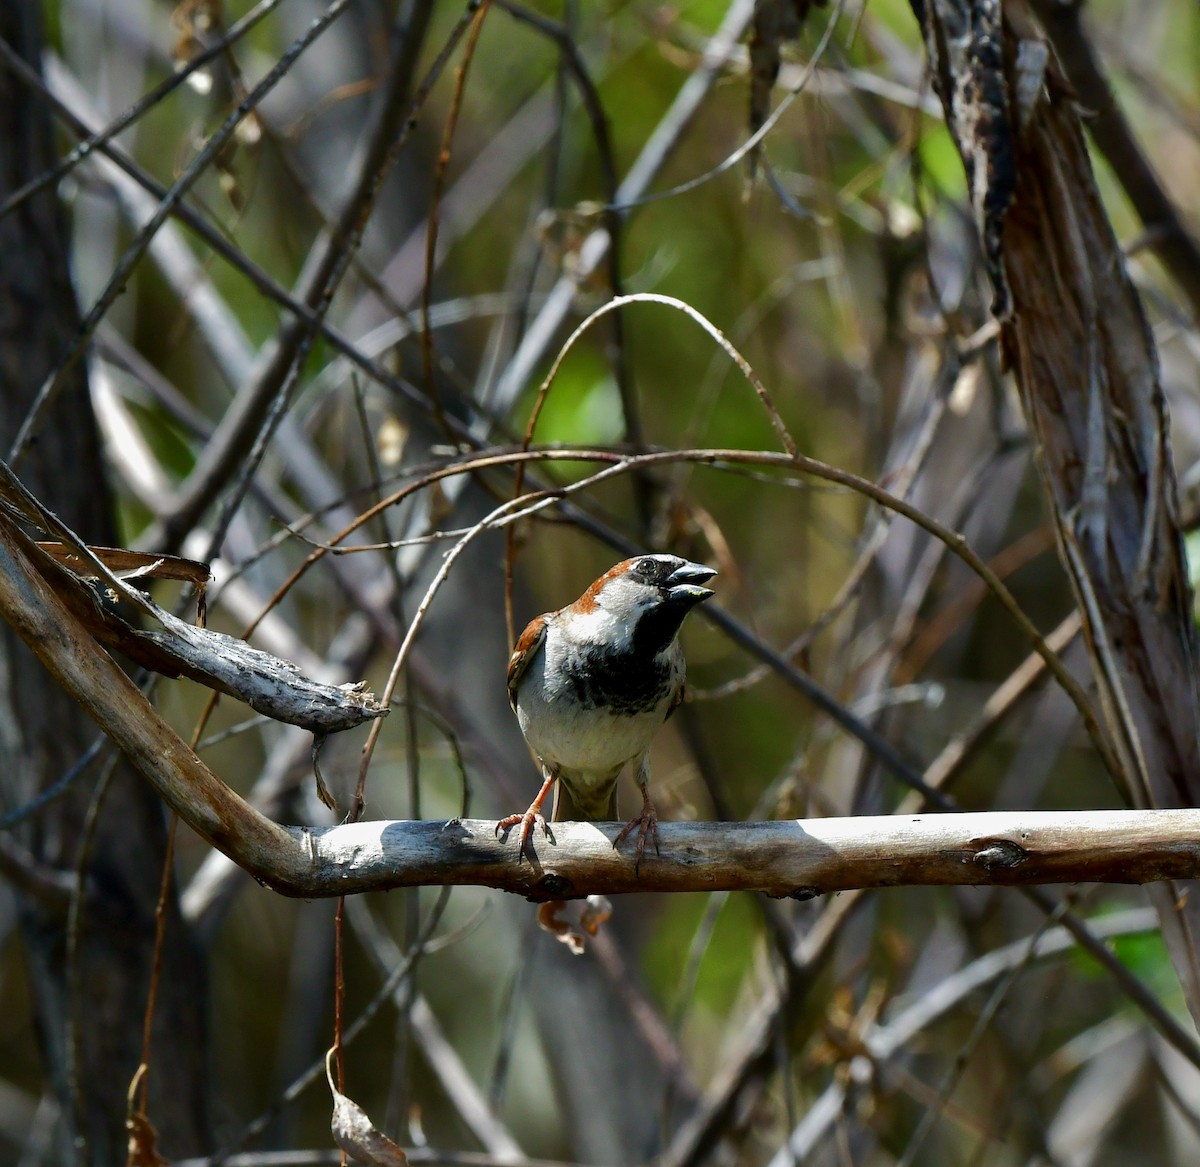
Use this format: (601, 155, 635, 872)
(568, 554, 717, 657)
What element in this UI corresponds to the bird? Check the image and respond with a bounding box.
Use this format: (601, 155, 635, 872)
(498, 553, 716, 866)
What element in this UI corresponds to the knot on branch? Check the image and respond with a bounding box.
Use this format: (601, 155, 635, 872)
(773, 885, 824, 902)
(972, 838, 1028, 871)
(530, 873, 574, 902)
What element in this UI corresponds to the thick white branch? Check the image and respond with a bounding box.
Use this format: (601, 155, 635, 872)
(288, 810, 1200, 899)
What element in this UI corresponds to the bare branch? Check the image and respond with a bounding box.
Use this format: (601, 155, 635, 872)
(7, 0, 359, 463)
(274, 810, 1200, 899)
(4, 472, 1199, 902)
(0, 505, 301, 888)
(769, 906, 1160, 1164)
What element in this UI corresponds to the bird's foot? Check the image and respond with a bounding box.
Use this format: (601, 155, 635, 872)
(613, 793, 661, 873)
(495, 805, 549, 859)
(496, 772, 556, 861)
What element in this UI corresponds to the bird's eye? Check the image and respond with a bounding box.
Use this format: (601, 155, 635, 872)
(637, 557, 657, 576)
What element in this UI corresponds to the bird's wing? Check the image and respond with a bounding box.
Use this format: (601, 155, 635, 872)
(506, 613, 548, 713)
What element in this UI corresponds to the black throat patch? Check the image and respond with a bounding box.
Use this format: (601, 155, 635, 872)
(631, 599, 693, 659)
(563, 643, 675, 716)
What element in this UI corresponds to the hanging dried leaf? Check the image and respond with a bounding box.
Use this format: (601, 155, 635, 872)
(327, 1049, 410, 1166)
(536, 895, 614, 955)
(125, 1066, 168, 1167)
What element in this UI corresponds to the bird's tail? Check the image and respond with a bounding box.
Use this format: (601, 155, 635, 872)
(552, 778, 619, 822)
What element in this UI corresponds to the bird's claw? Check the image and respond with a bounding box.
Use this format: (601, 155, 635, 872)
(613, 798, 660, 873)
(496, 807, 549, 860)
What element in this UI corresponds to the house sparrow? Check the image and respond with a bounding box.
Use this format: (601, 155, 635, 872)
(498, 554, 716, 866)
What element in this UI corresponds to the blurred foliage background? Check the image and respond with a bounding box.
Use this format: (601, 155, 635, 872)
(3, 0, 1200, 1163)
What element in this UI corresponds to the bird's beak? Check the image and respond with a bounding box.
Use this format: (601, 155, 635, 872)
(665, 560, 717, 604)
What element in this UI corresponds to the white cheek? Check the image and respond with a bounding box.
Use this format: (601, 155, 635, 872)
(559, 606, 633, 651)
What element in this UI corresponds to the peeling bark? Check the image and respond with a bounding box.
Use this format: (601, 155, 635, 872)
(916, 0, 1200, 1026)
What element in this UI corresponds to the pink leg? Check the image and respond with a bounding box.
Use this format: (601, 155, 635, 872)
(496, 768, 555, 860)
(613, 753, 659, 871)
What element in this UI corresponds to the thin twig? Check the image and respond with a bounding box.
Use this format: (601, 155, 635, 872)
(8, 0, 359, 464)
(0, 0, 286, 223)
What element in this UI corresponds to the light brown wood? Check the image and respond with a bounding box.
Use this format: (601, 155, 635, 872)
(290, 809, 1200, 899)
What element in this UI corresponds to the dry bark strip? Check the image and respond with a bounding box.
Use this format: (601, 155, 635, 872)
(916, 0, 1200, 1024)
(2, 508, 386, 736)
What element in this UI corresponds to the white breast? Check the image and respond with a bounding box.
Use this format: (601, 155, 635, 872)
(515, 617, 682, 786)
